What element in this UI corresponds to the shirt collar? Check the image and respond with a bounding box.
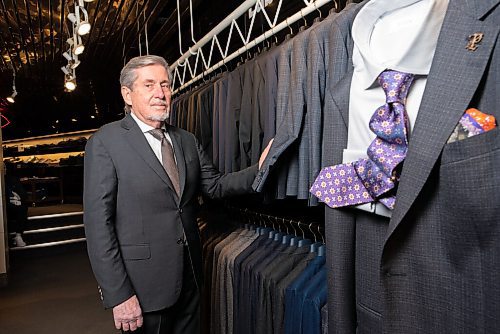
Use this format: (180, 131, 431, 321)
(352, 0, 449, 89)
(130, 111, 165, 133)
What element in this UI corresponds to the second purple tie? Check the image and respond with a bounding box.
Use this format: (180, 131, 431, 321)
(311, 70, 414, 210)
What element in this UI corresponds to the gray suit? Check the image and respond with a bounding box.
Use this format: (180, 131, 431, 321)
(323, 1, 500, 333)
(83, 114, 257, 312)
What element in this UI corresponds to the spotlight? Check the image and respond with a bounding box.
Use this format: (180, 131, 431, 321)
(68, 5, 91, 36)
(72, 35, 85, 55)
(74, 43, 84, 55)
(77, 20, 91, 36)
(65, 77, 77, 91)
(6, 90, 17, 103)
(6, 70, 17, 103)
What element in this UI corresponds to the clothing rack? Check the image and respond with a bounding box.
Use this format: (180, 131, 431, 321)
(227, 205, 325, 243)
(171, 0, 335, 93)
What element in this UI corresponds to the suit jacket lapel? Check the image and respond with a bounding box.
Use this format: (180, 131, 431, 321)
(121, 114, 177, 194)
(387, 0, 500, 238)
(167, 125, 187, 200)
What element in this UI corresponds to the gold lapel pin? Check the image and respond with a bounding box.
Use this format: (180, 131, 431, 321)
(466, 33, 484, 51)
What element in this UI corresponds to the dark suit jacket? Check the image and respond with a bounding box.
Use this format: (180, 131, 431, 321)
(83, 113, 257, 312)
(323, 1, 500, 333)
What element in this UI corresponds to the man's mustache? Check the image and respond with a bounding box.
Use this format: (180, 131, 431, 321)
(151, 99, 167, 106)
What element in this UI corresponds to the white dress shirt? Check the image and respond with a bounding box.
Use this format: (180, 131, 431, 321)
(130, 111, 176, 165)
(345, 0, 449, 217)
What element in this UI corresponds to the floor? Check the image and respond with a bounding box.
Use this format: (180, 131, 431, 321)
(0, 245, 118, 334)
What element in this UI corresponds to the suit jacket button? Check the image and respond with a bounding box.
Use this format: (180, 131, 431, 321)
(178, 208, 183, 213)
(177, 238, 185, 245)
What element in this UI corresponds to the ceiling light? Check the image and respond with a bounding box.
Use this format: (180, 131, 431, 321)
(6, 70, 17, 103)
(68, 6, 91, 36)
(77, 21, 91, 36)
(73, 35, 85, 55)
(6, 91, 17, 103)
(65, 75, 77, 91)
(74, 44, 84, 55)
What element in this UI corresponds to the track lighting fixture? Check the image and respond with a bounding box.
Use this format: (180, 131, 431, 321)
(62, 0, 91, 92)
(6, 70, 17, 103)
(67, 0, 91, 36)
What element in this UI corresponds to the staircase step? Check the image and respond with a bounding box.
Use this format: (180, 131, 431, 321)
(9, 204, 86, 253)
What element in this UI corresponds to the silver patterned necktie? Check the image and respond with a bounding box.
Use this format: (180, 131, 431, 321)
(149, 128, 181, 197)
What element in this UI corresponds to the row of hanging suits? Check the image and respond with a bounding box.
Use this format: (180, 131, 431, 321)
(170, 8, 344, 205)
(198, 220, 328, 334)
(255, 0, 499, 333)
(172, 0, 500, 332)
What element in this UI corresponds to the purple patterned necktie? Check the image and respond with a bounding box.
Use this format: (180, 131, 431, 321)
(311, 70, 414, 210)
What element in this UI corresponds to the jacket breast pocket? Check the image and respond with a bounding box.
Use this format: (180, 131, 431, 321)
(439, 126, 500, 240)
(120, 244, 151, 260)
(441, 127, 499, 164)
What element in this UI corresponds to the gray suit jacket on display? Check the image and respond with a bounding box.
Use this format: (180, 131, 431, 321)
(83, 113, 257, 312)
(323, 1, 500, 333)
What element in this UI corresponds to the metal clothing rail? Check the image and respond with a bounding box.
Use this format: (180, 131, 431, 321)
(171, 0, 333, 94)
(227, 205, 325, 242)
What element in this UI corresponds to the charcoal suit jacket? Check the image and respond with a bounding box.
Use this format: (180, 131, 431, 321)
(323, 1, 500, 333)
(83, 113, 257, 312)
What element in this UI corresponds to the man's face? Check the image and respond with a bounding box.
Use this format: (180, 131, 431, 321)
(121, 64, 172, 127)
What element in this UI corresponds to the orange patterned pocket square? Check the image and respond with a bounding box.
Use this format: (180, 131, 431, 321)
(447, 108, 497, 143)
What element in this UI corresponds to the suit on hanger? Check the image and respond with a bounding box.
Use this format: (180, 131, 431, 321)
(253, 14, 340, 202)
(84, 113, 258, 314)
(224, 66, 244, 173)
(323, 1, 500, 333)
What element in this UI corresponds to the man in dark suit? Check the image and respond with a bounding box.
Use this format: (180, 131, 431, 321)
(83, 55, 271, 334)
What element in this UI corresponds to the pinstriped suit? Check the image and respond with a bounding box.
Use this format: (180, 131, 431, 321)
(323, 1, 500, 333)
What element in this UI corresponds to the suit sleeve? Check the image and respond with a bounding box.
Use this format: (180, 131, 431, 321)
(83, 134, 135, 309)
(195, 135, 258, 199)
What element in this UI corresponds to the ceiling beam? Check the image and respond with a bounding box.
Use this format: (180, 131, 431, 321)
(0, 0, 28, 74)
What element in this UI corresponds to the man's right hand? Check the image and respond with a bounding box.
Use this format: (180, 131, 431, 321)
(112, 295, 143, 331)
